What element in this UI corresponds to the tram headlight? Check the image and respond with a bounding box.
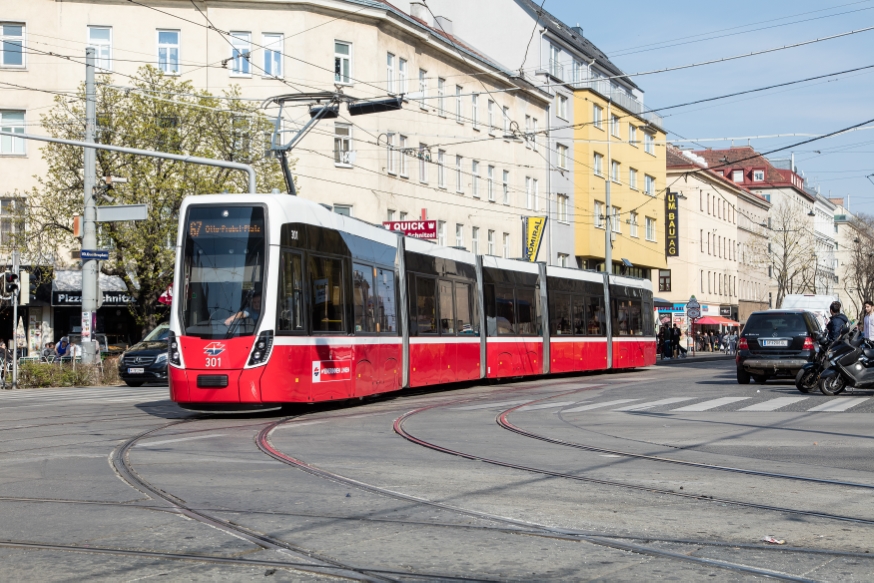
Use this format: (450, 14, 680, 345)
(247, 330, 274, 367)
(168, 331, 182, 367)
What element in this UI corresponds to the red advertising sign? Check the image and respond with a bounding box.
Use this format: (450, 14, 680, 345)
(312, 360, 352, 383)
(382, 220, 438, 239)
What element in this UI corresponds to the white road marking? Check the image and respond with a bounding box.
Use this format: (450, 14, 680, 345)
(614, 397, 695, 411)
(563, 399, 639, 413)
(272, 420, 328, 429)
(807, 398, 870, 412)
(516, 401, 578, 411)
(739, 397, 809, 411)
(672, 397, 751, 412)
(453, 400, 532, 411)
(137, 434, 227, 447)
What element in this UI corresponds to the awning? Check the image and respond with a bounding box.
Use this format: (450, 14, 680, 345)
(52, 270, 135, 307)
(653, 296, 674, 308)
(695, 316, 739, 326)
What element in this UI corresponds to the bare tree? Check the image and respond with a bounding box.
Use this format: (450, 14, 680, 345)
(768, 199, 818, 308)
(846, 213, 874, 321)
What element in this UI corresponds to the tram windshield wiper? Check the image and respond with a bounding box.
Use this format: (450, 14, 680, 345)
(225, 289, 254, 339)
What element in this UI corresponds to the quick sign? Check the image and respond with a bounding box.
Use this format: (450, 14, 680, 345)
(312, 360, 352, 383)
(53, 291, 136, 307)
(522, 216, 548, 262)
(665, 190, 679, 257)
(383, 220, 437, 239)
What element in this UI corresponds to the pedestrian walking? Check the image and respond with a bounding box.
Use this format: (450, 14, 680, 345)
(663, 326, 673, 360)
(861, 300, 874, 341)
(721, 332, 729, 354)
(729, 332, 738, 355)
(674, 324, 687, 358)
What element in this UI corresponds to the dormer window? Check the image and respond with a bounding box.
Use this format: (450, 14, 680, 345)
(732, 170, 743, 183)
(753, 170, 764, 182)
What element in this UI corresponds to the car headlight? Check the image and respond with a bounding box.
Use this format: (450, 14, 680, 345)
(155, 353, 168, 364)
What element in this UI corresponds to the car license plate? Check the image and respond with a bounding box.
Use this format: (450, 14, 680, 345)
(761, 340, 788, 347)
(127, 368, 145, 374)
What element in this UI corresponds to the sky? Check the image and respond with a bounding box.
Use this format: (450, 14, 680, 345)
(546, 0, 874, 214)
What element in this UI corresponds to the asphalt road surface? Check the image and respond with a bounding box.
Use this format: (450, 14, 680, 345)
(2, 361, 874, 582)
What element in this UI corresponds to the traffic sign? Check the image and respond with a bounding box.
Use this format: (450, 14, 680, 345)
(686, 295, 701, 320)
(97, 204, 148, 222)
(81, 249, 109, 260)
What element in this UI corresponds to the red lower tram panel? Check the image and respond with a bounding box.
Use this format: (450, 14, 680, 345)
(612, 338, 657, 369)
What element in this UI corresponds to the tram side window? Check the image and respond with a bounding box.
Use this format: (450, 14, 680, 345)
(484, 284, 497, 336)
(455, 282, 476, 335)
(614, 299, 643, 336)
(587, 296, 606, 336)
(642, 300, 654, 336)
(278, 251, 304, 332)
(573, 296, 586, 335)
(352, 263, 376, 333)
(376, 268, 397, 334)
(414, 276, 437, 334)
(516, 287, 540, 335)
(438, 280, 455, 335)
(495, 286, 516, 335)
(549, 293, 572, 335)
(309, 255, 345, 333)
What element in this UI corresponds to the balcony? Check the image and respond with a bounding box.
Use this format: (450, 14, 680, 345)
(572, 78, 663, 128)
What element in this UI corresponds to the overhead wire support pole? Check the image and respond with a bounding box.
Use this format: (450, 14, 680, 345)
(82, 47, 98, 365)
(0, 132, 258, 194)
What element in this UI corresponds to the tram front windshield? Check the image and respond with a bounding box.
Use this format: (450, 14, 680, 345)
(181, 206, 265, 339)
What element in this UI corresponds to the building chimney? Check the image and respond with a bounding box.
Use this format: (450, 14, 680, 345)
(572, 25, 583, 37)
(409, 2, 433, 26)
(434, 16, 453, 35)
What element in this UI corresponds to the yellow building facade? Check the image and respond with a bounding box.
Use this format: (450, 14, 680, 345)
(572, 89, 667, 278)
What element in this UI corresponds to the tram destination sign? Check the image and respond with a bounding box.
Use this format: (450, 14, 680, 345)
(383, 220, 438, 240)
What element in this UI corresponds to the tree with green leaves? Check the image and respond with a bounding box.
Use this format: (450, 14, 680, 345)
(7, 66, 288, 336)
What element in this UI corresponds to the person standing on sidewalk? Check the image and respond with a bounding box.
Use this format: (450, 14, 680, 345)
(672, 324, 687, 358)
(861, 301, 874, 340)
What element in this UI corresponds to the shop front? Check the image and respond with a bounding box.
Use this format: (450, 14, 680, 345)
(52, 270, 138, 348)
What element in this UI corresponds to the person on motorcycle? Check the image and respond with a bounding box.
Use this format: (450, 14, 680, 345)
(826, 300, 848, 342)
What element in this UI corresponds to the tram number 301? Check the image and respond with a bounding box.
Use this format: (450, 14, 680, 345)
(205, 357, 223, 368)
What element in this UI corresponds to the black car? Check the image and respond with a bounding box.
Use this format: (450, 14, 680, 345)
(736, 310, 822, 384)
(118, 324, 169, 387)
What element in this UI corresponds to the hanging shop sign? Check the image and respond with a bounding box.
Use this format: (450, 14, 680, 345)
(522, 216, 548, 262)
(383, 220, 438, 239)
(665, 190, 679, 257)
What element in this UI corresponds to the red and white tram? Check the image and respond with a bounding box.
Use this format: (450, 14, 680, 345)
(168, 194, 656, 411)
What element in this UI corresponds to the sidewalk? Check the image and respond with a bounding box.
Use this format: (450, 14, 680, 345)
(655, 352, 736, 366)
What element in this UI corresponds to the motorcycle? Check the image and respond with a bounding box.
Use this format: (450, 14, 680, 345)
(795, 324, 855, 393)
(817, 327, 874, 395)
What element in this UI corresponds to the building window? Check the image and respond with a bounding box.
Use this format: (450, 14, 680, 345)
(399, 211, 408, 220)
(398, 135, 408, 176)
(594, 201, 604, 229)
(549, 43, 561, 79)
(419, 143, 428, 183)
(472, 227, 479, 254)
(262, 33, 283, 77)
(532, 179, 539, 212)
(558, 253, 569, 267)
(557, 94, 568, 119)
(502, 233, 510, 259)
(487, 230, 495, 255)
(157, 30, 180, 74)
(610, 114, 620, 137)
(644, 132, 654, 154)
(230, 32, 251, 76)
(753, 169, 764, 181)
(531, 118, 539, 151)
(593, 104, 603, 129)
(502, 170, 510, 205)
(387, 209, 395, 222)
(700, 229, 704, 252)
(557, 144, 568, 169)
(386, 53, 395, 93)
(645, 217, 656, 241)
(629, 124, 637, 146)
(658, 270, 671, 292)
(437, 78, 446, 116)
(472, 93, 479, 128)
(645, 174, 655, 196)
(335, 41, 351, 83)
(572, 59, 584, 85)
(557, 194, 568, 222)
(629, 167, 638, 190)
(0, 198, 21, 245)
(593, 153, 603, 176)
(525, 177, 532, 210)
(1, 23, 24, 68)
(87, 27, 112, 71)
(456, 85, 463, 123)
(0, 110, 25, 155)
(629, 211, 638, 237)
(487, 166, 495, 201)
(502, 106, 510, 134)
(611, 206, 621, 233)
(333, 204, 352, 216)
(418, 69, 427, 108)
(488, 100, 495, 132)
(455, 223, 464, 248)
(732, 170, 743, 183)
(437, 221, 446, 246)
(398, 58, 407, 93)
(386, 132, 396, 175)
(472, 160, 480, 197)
(437, 149, 446, 188)
(611, 160, 620, 183)
(334, 124, 352, 166)
(456, 155, 463, 193)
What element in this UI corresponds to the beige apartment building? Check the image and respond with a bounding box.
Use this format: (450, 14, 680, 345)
(659, 147, 769, 327)
(832, 198, 864, 318)
(0, 0, 551, 343)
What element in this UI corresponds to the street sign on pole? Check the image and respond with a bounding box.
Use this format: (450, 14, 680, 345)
(97, 204, 148, 222)
(686, 295, 701, 357)
(81, 249, 109, 261)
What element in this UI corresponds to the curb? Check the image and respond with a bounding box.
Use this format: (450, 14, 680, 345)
(655, 354, 736, 366)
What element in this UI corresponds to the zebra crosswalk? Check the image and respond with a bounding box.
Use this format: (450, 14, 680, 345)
(0, 386, 169, 407)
